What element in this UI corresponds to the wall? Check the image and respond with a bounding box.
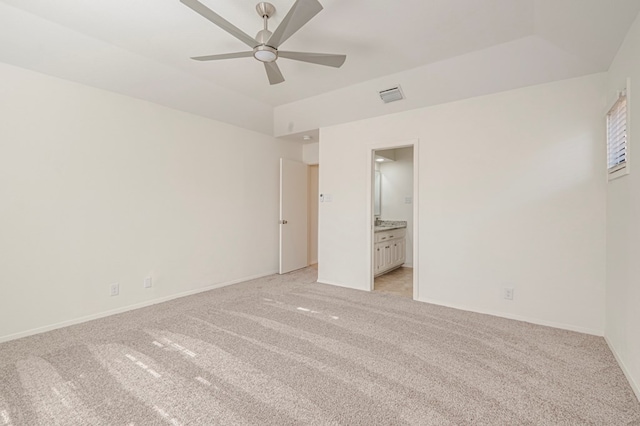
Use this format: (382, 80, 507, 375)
(0, 62, 301, 341)
(378, 147, 414, 266)
(303, 143, 319, 165)
(274, 35, 605, 137)
(605, 13, 640, 400)
(318, 73, 607, 335)
(0, 2, 275, 135)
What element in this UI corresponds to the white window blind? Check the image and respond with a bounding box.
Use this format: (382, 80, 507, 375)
(607, 92, 628, 175)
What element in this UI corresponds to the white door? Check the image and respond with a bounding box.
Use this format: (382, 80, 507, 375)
(279, 158, 308, 274)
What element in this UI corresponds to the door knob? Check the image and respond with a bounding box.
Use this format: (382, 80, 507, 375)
(280, 220, 288, 224)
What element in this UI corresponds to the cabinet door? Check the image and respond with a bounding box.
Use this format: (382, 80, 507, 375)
(399, 238, 406, 265)
(374, 243, 384, 272)
(383, 244, 393, 270)
(390, 242, 397, 266)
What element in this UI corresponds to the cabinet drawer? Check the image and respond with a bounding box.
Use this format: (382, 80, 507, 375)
(374, 228, 406, 243)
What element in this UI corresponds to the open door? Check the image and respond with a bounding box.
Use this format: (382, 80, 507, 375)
(279, 158, 308, 274)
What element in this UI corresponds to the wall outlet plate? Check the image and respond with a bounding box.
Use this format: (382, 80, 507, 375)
(110, 283, 119, 296)
(144, 277, 152, 288)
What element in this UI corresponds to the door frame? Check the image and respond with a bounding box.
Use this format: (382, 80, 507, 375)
(366, 139, 420, 300)
(307, 164, 319, 266)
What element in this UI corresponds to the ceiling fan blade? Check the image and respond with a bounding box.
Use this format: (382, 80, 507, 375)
(180, 0, 258, 48)
(278, 51, 346, 68)
(264, 62, 285, 85)
(266, 0, 323, 48)
(191, 51, 254, 61)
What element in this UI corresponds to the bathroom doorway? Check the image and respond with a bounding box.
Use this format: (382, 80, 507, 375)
(367, 141, 419, 299)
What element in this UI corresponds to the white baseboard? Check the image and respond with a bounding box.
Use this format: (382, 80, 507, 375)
(418, 297, 604, 336)
(605, 336, 640, 403)
(316, 279, 369, 292)
(0, 270, 277, 344)
(310, 282, 603, 336)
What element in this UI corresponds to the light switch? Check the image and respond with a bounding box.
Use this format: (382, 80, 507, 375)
(405, 196, 412, 204)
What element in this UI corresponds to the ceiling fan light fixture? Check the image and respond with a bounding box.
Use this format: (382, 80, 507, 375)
(253, 45, 278, 62)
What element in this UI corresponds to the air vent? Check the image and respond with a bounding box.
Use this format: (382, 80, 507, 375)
(379, 86, 404, 103)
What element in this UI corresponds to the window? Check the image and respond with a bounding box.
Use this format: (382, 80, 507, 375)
(607, 90, 628, 180)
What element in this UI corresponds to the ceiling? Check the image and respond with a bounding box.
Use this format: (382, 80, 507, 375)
(1, 0, 639, 134)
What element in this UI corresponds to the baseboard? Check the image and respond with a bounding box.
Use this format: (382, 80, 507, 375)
(418, 297, 604, 336)
(316, 279, 369, 292)
(605, 336, 640, 403)
(0, 270, 278, 344)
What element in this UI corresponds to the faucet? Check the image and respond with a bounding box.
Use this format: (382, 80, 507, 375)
(374, 217, 382, 226)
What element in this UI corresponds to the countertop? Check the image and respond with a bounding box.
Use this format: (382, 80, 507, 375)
(374, 220, 407, 232)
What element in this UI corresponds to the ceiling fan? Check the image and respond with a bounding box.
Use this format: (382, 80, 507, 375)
(180, 0, 346, 85)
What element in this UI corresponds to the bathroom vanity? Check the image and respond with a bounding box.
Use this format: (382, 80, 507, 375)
(374, 221, 407, 277)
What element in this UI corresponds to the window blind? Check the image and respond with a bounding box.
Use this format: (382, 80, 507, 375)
(607, 93, 627, 174)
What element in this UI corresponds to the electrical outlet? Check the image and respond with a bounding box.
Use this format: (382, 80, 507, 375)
(144, 277, 152, 288)
(110, 283, 119, 297)
(503, 287, 514, 300)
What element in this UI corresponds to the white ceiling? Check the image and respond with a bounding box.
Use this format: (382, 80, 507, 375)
(1, 0, 639, 134)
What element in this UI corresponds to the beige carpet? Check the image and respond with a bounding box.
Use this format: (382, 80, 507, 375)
(1, 267, 639, 425)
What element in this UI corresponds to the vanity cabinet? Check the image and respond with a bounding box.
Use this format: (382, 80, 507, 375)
(374, 228, 406, 276)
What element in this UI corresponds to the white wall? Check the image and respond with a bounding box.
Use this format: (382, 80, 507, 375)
(0, 2, 275, 135)
(274, 36, 604, 137)
(378, 147, 414, 266)
(303, 143, 319, 165)
(0, 62, 301, 341)
(605, 13, 640, 400)
(319, 73, 607, 335)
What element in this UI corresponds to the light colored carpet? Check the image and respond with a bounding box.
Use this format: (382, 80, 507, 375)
(0, 267, 639, 425)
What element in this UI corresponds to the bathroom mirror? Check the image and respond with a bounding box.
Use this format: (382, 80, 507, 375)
(374, 170, 381, 217)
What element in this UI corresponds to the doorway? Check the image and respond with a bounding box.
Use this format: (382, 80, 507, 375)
(279, 158, 319, 274)
(367, 140, 419, 300)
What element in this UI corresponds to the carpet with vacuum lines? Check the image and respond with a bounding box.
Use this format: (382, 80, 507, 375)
(0, 267, 639, 425)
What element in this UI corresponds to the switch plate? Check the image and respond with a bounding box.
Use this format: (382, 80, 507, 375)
(503, 287, 514, 300)
(110, 283, 119, 297)
(405, 196, 413, 204)
(144, 277, 152, 288)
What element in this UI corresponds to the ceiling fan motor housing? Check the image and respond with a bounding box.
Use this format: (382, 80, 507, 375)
(255, 29, 273, 45)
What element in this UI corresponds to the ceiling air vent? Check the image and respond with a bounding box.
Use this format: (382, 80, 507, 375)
(379, 86, 404, 104)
